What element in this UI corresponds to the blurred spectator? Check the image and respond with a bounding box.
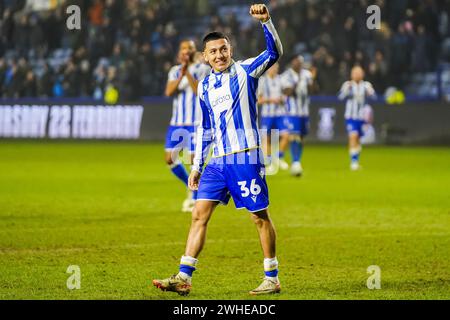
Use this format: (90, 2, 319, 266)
(390, 23, 414, 87)
(0, 0, 448, 100)
(316, 53, 340, 94)
(62, 59, 81, 97)
(38, 63, 54, 97)
(22, 70, 37, 97)
(367, 50, 389, 92)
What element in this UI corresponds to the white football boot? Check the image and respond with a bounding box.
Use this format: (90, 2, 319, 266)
(290, 162, 303, 177)
(350, 161, 360, 171)
(278, 159, 289, 171)
(181, 189, 195, 213)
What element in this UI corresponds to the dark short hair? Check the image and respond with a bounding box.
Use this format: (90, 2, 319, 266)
(202, 32, 230, 50)
(289, 54, 303, 63)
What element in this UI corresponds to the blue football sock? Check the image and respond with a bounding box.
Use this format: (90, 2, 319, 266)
(264, 258, 279, 280)
(278, 151, 285, 159)
(170, 162, 189, 186)
(350, 147, 361, 163)
(298, 142, 304, 162)
(179, 256, 198, 279)
(290, 141, 301, 163)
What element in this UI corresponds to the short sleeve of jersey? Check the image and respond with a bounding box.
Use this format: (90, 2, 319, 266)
(168, 65, 180, 82)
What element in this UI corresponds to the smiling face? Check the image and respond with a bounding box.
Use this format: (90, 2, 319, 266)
(203, 38, 233, 73)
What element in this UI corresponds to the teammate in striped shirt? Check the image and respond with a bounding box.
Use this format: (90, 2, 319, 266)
(164, 40, 210, 212)
(338, 66, 376, 170)
(257, 62, 289, 173)
(281, 55, 314, 176)
(153, 4, 283, 296)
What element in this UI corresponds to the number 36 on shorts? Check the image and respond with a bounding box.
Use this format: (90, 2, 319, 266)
(238, 179, 262, 198)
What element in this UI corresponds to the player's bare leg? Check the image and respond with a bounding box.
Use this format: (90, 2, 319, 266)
(349, 132, 361, 170)
(249, 209, 281, 295)
(153, 200, 217, 295)
(184, 200, 218, 257)
(251, 209, 276, 258)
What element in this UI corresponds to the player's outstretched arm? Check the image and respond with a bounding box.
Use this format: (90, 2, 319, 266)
(242, 4, 283, 79)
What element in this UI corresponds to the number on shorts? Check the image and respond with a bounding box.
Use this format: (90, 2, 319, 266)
(238, 179, 261, 198)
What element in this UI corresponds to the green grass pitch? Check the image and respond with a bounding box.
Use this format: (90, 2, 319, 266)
(0, 141, 449, 300)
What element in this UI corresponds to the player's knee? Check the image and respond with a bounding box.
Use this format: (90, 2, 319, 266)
(251, 210, 270, 227)
(165, 153, 175, 166)
(289, 135, 300, 142)
(192, 207, 210, 226)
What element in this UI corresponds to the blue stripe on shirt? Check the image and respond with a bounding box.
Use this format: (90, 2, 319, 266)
(202, 76, 219, 157)
(173, 97, 178, 123)
(181, 92, 186, 124)
(229, 73, 247, 151)
(198, 98, 212, 170)
(191, 93, 196, 124)
(247, 75, 260, 145)
(219, 110, 232, 154)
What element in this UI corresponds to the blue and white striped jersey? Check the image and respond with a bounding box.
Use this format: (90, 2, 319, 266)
(193, 19, 283, 173)
(168, 63, 211, 126)
(258, 74, 285, 117)
(338, 81, 376, 120)
(281, 68, 312, 117)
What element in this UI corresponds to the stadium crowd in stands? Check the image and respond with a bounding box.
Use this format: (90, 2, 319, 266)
(0, 0, 449, 100)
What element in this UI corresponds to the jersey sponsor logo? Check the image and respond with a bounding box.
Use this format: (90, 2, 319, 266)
(211, 94, 232, 108)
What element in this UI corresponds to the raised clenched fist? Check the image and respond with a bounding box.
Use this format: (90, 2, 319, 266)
(249, 4, 270, 23)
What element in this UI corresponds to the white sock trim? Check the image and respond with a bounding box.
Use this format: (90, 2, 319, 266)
(180, 255, 198, 267)
(350, 147, 362, 155)
(264, 257, 278, 271)
(169, 160, 183, 169)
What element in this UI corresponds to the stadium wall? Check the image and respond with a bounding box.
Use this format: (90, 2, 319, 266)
(0, 99, 449, 145)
